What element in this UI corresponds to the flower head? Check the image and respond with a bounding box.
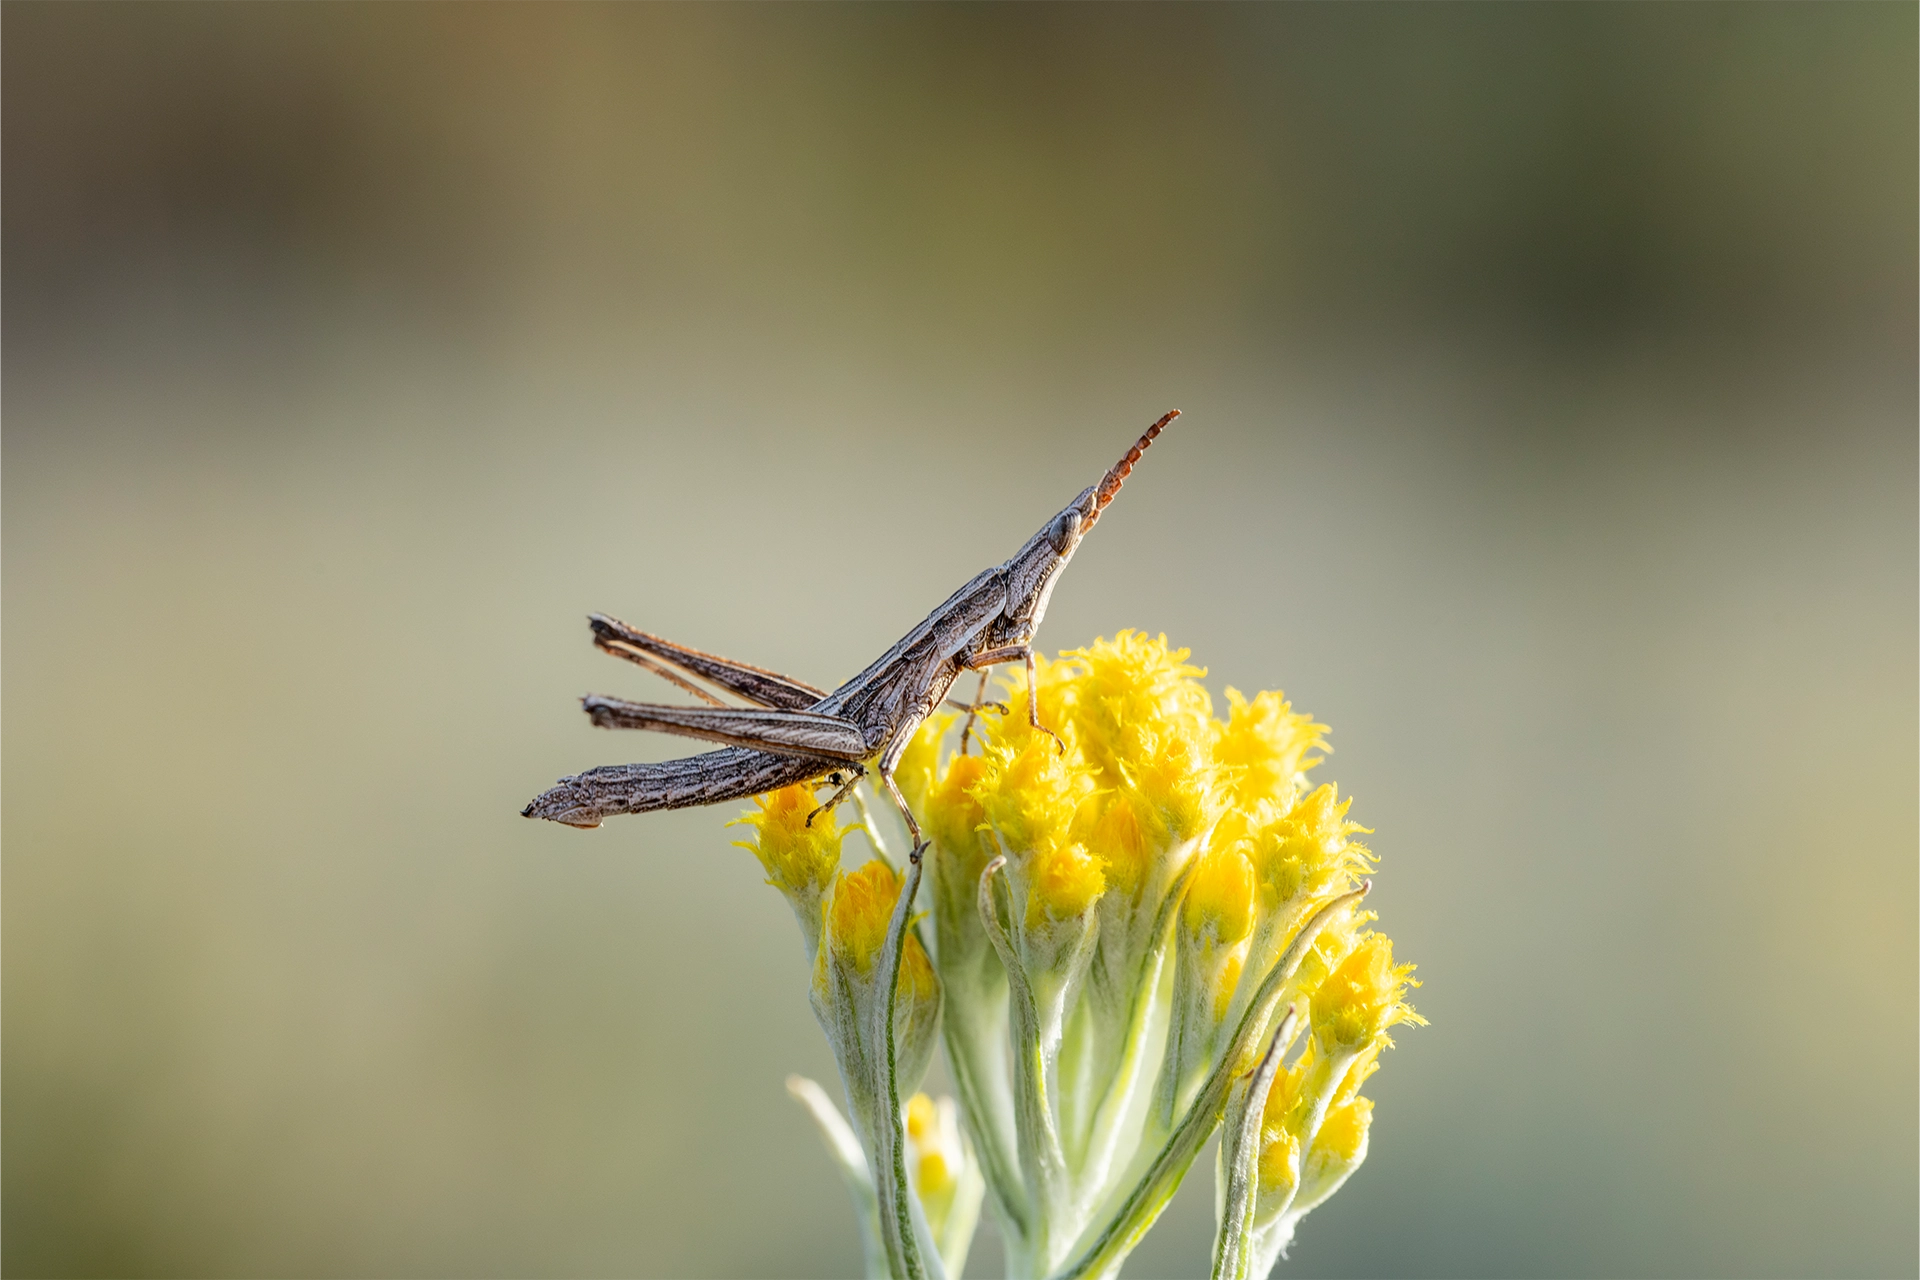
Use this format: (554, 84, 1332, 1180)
(907, 1093, 956, 1198)
(1065, 632, 1222, 886)
(1184, 845, 1257, 947)
(754, 631, 1419, 1279)
(732, 783, 850, 959)
(1244, 783, 1375, 914)
(926, 752, 994, 873)
(1216, 688, 1327, 810)
(732, 783, 845, 899)
(906, 1092, 986, 1277)
(1311, 932, 1424, 1053)
(828, 859, 932, 986)
(1314, 1094, 1373, 1169)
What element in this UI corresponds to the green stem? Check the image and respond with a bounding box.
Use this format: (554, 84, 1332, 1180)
(1053, 883, 1370, 1280)
(1074, 858, 1195, 1211)
(942, 996, 1030, 1242)
(978, 856, 1069, 1269)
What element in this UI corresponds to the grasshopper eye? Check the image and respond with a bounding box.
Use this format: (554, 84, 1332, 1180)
(1049, 510, 1080, 554)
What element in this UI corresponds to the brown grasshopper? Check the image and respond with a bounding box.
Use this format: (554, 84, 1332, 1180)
(522, 410, 1180, 859)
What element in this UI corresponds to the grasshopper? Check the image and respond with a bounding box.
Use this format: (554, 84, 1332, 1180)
(522, 410, 1180, 859)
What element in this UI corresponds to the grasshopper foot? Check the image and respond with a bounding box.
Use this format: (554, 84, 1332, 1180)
(956, 699, 1011, 755)
(909, 839, 930, 865)
(946, 697, 1011, 716)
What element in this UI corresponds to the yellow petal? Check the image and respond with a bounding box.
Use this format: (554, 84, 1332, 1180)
(730, 783, 845, 898)
(1310, 932, 1424, 1052)
(827, 860, 904, 975)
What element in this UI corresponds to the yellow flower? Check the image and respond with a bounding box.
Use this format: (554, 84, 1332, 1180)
(1244, 783, 1374, 912)
(1067, 631, 1213, 762)
(1286, 905, 1368, 1005)
(1065, 632, 1221, 860)
(925, 752, 994, 870)
(1257, 1123, 1300, 1199)
(758, 631, 1418, 1274)
(1215, 688, 1327, 810)
(895, 710, 955, 814)
(983, 650, 1077, 756)
(958, 707, 1107, 924)
(907, 1093, 956, 1198)
(1184, 846, 1256, 947)
(1124, 723, 1224, 853)
(1027, 840, 1107, 923)
(971, 733, 1095, 868)
(828, 859, 933, 980)
(731, 783, 846, 899)
(1314, 1095, 1373, 1165)
(1310, 933, 1424, 1053)
(899, 922, 939, 1007)
(1256, 1053, 1309, 1195)
(1331, 1048, 1380, 1113)
(903, 1090, 984, 1276)
(1084, 792, 1153, 896)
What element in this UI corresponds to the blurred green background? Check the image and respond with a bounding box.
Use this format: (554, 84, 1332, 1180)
(4, 5, 1914, 1277)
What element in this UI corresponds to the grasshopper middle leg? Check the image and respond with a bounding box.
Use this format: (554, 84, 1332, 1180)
(875, 727, 932, 861)
(964, 643, 1064, 754)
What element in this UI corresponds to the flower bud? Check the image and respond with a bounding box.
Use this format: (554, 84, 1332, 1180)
(904, 1092, 985, 1275)
(828, 860, 907, 977)
(817, 860, 942, 1098)
(1297, 1094, 1372, 1207)
(1027, 840, 1106, 925)
(1257, 1123, 1300, 1206)
(1183, 845, 1256, 1019)
(906, 1093, 956, 1200)
(1185, 846, 1257, 948)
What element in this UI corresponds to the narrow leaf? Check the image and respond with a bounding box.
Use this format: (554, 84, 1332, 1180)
(873, 853, 934, 1280)
(1209, 1009, 1296, 1280)
(787, 1075, 889, 1280)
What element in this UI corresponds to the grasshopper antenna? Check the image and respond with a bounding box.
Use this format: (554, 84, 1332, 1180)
(1088, 408, 1179, 527)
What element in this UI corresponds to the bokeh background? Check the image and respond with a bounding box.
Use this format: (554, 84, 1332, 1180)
(5, 5, 1914, 1277)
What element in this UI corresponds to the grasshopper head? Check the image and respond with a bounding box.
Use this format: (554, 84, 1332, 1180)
(1004, 410, 1180, 627)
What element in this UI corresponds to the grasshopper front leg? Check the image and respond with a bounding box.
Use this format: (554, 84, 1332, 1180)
(805, 765, 867, 829)
(964, 643, 1064, 754)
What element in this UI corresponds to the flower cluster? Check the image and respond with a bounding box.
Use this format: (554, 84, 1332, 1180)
(733, 633, 1419, 1280)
